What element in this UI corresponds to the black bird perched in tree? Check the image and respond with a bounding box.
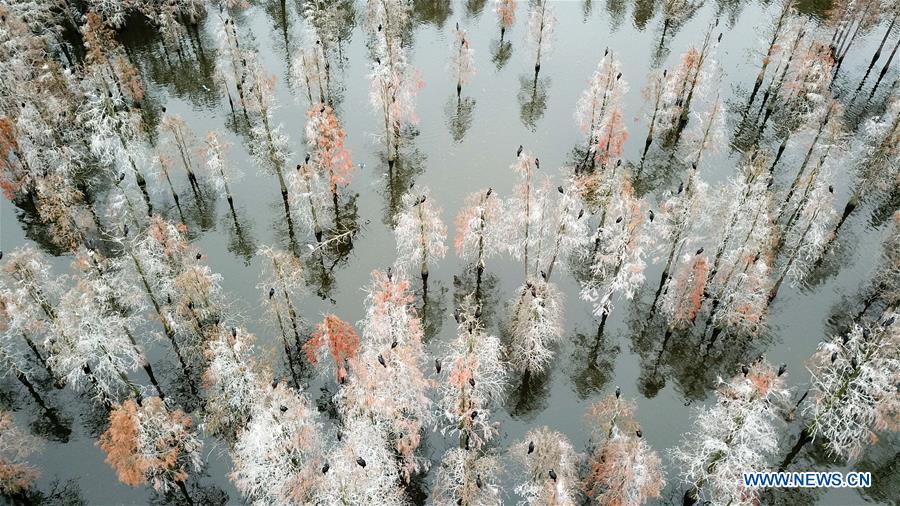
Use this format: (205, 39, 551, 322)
(0, 251, 3, 260)
(636, 429, 642, 438)
(604, 47, 608, 56)
(377, 23, 382, 31)
(435, 359, 442, 374)
(196, 252, 201, 260)
(468, 377, 475, 387)
(528, 440, 535, 454)
(279, 405, 288, 413)
(863, 327, 870, 340)
(123, 224, 129, 237)
(828, 185, 834, 193)
(883, 316, 896, 327)
(851, 357, 859, 369)
(391, 340, 398, 349)
(741, 364, 750, 376)
(578, 209, 584, 219)
(696, 247, 704, 255)
(456, 499, 462, 506)
(616, 72, 622, 80)
(356, 457, 366, 468)
(187, 301, 194, 310)
(615, 386, 621, 398)
(540, 270, 547, 280)
(378, 354, 386, 367)
(269, 287, 275, 299)
(231, 327, 237, 338)
(322, 462, 329, 474)
(557, 185, 564, 194)
(717, 32, 723, 42)
(305, 153, 311, 163)
(548, 469, 557, 482)
(118, 172, 125, 182)
(648, 210, 655, 222)
(517, 145, 523, 157)
(615, 216, 623, 223)
(476, 474, 483, 489)
(167, 295, 172, 304)
(677, 181, 684, 194)
(487, 187, 493, 196)
(471, 410, 478, 419)
(387, 266, 392, 280)
(831, 352, 838, 363)
(778, 364, 787, 377)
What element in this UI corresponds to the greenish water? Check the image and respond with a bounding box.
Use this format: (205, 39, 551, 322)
(1, 0, 897, 504)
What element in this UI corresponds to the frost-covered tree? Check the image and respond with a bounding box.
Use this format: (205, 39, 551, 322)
(583, 395, 665, 505)
(369, 18, 422, 166)
(99, 397, 203, 501)
(455, 188, 506, 290)
(652, 165, 710, 307)
(660, 251, 710, 331)
(47, 279, 142, 402)
(508, 279, 563, 375)
(160, 114, 202, 195)
(214, 13, 251, 113)
(202, 325, 266, 443)
(244, 54, 294, 206)
(204, 130, 241, 210)
(574, 52, 628, 171)
(655, 23, 720, 142)
(394, 187, 447, 285)
(304, 313, 360, 384)
(512, 426, 581, 505)
(434, 447, 503, 506)
(581, 175, 653, 328)
(834, 98, 900, 236)
(257, 246, 306, 355)
(680, 91, 724, 167)
(525, 0, 555, 76)
(448, 24, 475, 97)
(797, 314, 899, 462)
(672, 360, 790, 505)
(506, 150, 543, 278)
(0, 409, 40, 496)
(288, 157, 331, 241)
(313, 416, 408, 505)
(703, 154, 775, 337)
(771, 168, 837, 300)
(231, 382, 324, 504)
(305, 104, 354, 220)
(291, 37, 331, 106)
(434, 296, 506, 504)
(337, 270, 432, 480)
(438, 296, 506, 449)
(0, 248, 60, 370)
(170, 261, 224, 361)
(542, 179, 591, 280)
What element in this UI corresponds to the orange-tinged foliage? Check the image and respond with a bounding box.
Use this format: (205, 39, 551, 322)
(304, 314, 360, 382)
(594, 109, 628, 166)
(307, 105, 354, 191)
(99, 399, 196, 490)
(497, 0, 516, 29)
(99, 400, 145, 487)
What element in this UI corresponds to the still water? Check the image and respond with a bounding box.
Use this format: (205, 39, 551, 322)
(1, 0, 897, 504)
